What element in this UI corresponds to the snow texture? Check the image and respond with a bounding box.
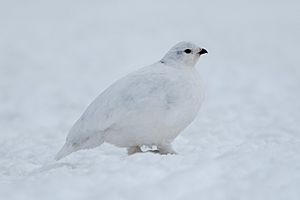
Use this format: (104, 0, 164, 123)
(0, 0, 299, 200)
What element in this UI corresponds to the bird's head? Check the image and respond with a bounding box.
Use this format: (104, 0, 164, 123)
(161, 41, 208, 67)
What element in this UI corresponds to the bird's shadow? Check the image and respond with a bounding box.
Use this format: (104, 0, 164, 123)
(29, 162, 76, 176)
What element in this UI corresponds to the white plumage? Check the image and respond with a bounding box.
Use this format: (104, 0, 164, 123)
(55, 41, 208, 160)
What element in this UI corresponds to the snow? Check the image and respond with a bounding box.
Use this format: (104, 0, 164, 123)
(0, 0, 300, 199)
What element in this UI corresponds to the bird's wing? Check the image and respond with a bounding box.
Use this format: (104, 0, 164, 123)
(72, 63, 173, 129)
(65, 63, 177, 145)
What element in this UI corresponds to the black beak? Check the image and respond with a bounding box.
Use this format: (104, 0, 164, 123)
(198, 48, 208, 55)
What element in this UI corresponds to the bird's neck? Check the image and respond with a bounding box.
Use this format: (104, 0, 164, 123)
(159, 59, 196, 68)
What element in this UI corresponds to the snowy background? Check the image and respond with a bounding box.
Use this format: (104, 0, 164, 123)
(0, 0, 300, 199)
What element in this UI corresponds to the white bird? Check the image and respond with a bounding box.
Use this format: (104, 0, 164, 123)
(55, 41, 208, 160)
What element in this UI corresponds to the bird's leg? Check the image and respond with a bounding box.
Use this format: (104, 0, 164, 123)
(157, 144, 177, 155)
(127, 146, 142, 155)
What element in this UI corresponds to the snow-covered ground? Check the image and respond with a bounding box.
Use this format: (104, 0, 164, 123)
(0, 0, 300, 199)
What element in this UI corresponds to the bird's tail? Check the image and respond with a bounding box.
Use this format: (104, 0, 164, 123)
(55, 143, 74, 161)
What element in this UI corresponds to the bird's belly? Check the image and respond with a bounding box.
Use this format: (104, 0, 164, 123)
(104, 93, 202, 147)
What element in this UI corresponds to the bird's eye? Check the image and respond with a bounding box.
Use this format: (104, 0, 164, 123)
(184, 49, 192, 54)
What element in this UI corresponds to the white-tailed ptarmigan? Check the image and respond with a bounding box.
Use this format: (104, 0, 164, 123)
(55, 41, 208, 160)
